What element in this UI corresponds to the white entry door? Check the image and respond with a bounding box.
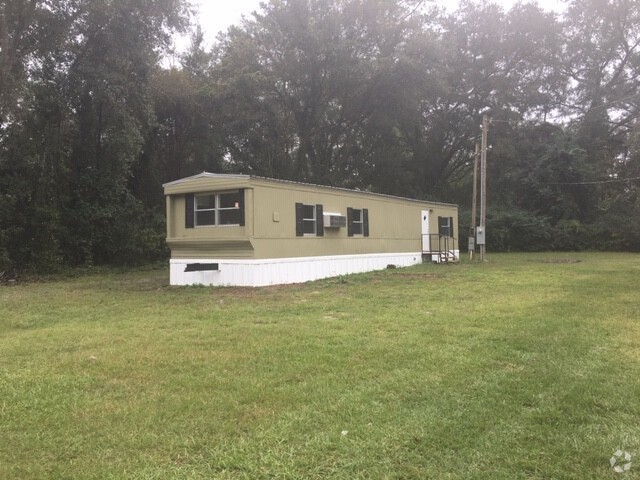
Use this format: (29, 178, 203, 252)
(421, 210, 430, 253)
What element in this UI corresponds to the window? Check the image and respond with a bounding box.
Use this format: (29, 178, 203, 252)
(351, 209, 363, 235)
(195, 192, 242, 226)
(185, 190, 245, 228)
(438, 216, 454, 237)
(347, 208, 369, 237)
(295, 203, 324, 236)
(195, 193, 216, 226)
(302, 204, 317, 234)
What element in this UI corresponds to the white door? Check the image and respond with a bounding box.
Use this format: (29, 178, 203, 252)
(421, 210, 430, 253)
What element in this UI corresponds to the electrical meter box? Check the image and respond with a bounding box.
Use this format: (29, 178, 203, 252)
(476, 226, 486, 245)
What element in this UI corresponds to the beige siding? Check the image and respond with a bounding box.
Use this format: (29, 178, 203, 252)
(167, 239, 254, 259)
(164, 175, 458, 260)
(166, 180, 255, 259)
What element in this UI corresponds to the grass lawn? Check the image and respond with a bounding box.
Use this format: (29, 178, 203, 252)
(1, 252, 640, 479)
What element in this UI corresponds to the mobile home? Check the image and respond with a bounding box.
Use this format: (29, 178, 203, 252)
(164, 173, 459, 286)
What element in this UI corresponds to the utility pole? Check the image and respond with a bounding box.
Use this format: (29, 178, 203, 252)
(470, 142, 479, 260)
(479, 113, 488, 261)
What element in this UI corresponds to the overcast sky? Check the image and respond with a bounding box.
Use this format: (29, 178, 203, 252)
(189, 0, 566, 49)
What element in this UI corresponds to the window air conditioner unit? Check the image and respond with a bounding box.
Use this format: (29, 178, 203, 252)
(323, 212, 347, 228)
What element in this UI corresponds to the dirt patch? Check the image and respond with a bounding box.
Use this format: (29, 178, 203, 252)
(209, 287, 259, 298)
(393, 273, 444, 279)
(538, 259, 582, 264)
(209, 281, 310, 299)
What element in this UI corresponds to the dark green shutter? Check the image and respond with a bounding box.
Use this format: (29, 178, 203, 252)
(449, 216, 454, 237)
(238, 189, 245, 226)
(347, 207, 354, 237)
(316, 204, 324, 236)
(185, 194, 195, 229)
(295, 203, 304, 236)
(363, 208, 369, 237)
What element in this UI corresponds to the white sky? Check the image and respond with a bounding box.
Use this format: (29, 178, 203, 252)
(195, 0, 263, 41)
(190, 0, 566, 49)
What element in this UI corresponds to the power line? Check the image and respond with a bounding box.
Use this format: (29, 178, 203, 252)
(400, 0, 426, 21)
(571, 92, 640, 114)
(547, 175, 640, 185)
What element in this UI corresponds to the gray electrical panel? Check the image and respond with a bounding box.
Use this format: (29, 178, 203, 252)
(476, 226, 486, 245)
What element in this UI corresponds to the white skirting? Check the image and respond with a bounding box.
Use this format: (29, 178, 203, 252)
(169, 252, 425, 287)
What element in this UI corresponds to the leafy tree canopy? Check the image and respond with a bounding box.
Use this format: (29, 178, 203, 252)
(2, 0, 640, 272)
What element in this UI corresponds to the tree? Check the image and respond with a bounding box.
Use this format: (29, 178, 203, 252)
(213, 0, 431, 189)
(558, 0, 640, 245)
(0, 0, 191, 270)
(398, 1, 564, 201)
(140, 28, 226, 203)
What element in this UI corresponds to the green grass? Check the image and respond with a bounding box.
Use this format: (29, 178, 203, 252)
(1, 253, 640, 479)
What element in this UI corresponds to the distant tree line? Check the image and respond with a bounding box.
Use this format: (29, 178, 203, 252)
(1, 0, 639, 271)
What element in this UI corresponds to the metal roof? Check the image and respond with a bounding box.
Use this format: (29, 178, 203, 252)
(162, 172, 249, 187)
(163, 172, 457, 207)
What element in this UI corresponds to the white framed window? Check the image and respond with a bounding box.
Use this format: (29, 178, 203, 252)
(347, 207, 369, 237)
(194, 191, 242, 226)
(302, 204, 317, 235)
(295, 203, 323, 237)
(438, 216, 454, 237)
